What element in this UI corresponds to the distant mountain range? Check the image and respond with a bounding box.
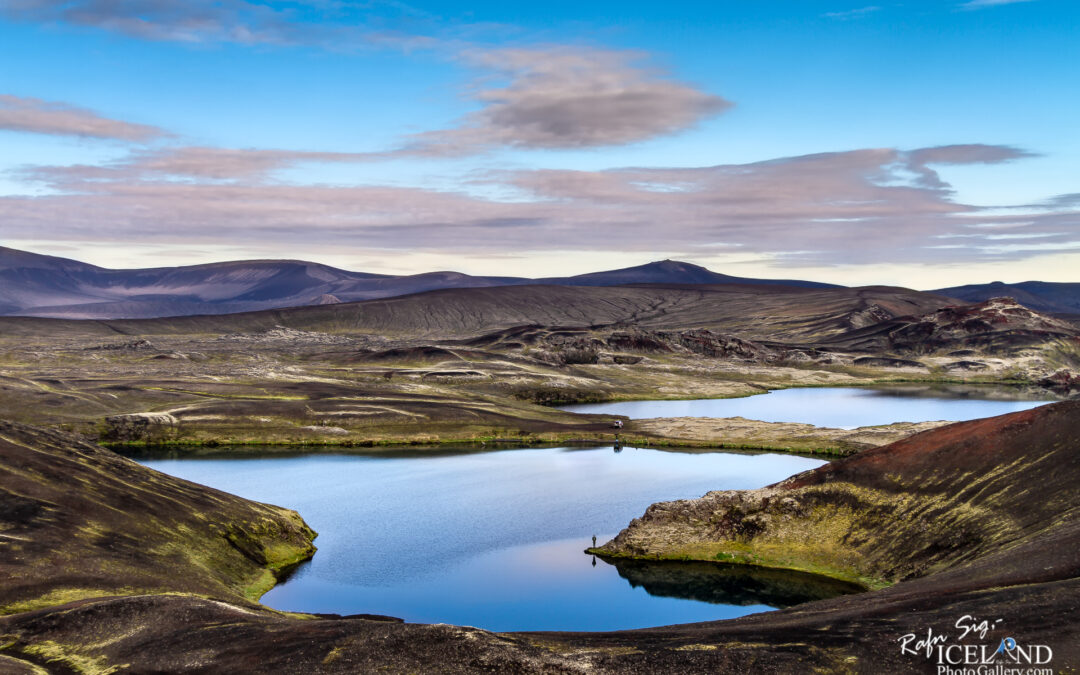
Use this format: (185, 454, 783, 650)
(933, 281, 1080, 315)
(0, 283, 953, 343)
(0, 245, 1075, 320)
(0, 246, 837, 320)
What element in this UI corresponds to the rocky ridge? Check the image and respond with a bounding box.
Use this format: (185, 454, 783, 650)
(833, 296, 1080, 355)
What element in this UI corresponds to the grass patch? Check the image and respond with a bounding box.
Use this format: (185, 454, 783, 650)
(1, 588, 138, 616)
(22, 641, 125, 675)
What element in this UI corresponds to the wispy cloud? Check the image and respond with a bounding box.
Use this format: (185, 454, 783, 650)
(7, 143, 1073, 267)
(959, 0, 1038, 9)
(1, 0, 326, 45)
(0, 94, 167, 141)
(6, 45, 729, 170)
(2, 3, 729, 151)
(0, 0, 461, 51)
(822, 6, 882, 19)
(18, 146, 391, 182)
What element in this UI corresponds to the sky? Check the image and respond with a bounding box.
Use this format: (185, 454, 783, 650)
(0, 0, 1077, 289)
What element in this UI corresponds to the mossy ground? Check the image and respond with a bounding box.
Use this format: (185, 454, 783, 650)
(596, 403, 1080, 605)
(0, 329, 1058, 456)
(0, 421, 318, 617)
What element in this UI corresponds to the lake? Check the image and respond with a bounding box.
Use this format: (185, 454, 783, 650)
(139, 386, 1055, 631)
(561, 385, 1055, 428)
(140, 446, 837, 631)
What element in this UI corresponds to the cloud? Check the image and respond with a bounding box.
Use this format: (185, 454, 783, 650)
(959, 0, 1038, 8)
(1038, 193, 1080, 208)
(897, 144, 1037, 190)
(125, 146, 391, 180)
(403, 47, 731, 151)
(0, 0, 320, 45)
(15, 147, 386, 184)
(0, 0, 465, 49)
(4, 5, 729, 151)
(6, 143, 1074, 268)
(9, 46, 730, 179)
(822, 6, 881, 19)
(907, 144, 1035, 165)
(0, 94, 167, 141)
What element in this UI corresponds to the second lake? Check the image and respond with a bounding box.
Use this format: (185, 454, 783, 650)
(560, 385, 1055, 428)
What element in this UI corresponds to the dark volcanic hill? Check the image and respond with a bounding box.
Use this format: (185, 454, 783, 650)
(0, 420, 316, 614)
(934, 280, 1080, 314)
(0, 246, 516, 319)
(0, 283, 953, 342)
(0, 246, 837, 320)
(821, 296, 1080, 354)
(545, 259, 839, 289)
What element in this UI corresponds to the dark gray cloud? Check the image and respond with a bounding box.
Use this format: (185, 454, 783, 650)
(0, 94, 167, 140)
(440, 47, 732, 149)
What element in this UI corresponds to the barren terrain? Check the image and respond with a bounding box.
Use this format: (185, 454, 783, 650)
(0, 282, 1077, 673)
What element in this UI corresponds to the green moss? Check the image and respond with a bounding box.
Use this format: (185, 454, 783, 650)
(1, 588, 137, 615)
(22, 640, 126, 675)
(243, 569, 278, 602)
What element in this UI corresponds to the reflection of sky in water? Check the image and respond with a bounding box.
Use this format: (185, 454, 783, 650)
(141, 446, 822, 631)
(562, 387, 1055, 428)
(269, 537, 774, 631)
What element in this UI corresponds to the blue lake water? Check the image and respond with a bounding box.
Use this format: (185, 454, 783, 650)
(561, 386, 1055, 428)
(140, 446, 833, 631)
(136, 386, 1059, 631)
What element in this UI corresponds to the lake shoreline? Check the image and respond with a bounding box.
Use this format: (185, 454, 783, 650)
(4, 403, 1077, 672)
(101, 416, 953, 457)
(140, 444, 830, 629)
(100, 381, 1055, 456)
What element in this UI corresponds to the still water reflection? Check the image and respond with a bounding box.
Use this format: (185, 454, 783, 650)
(561, 385, 1055, 428)
(140, 445, 833, 631)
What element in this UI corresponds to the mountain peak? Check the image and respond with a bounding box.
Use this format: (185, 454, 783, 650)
(642, 259, 708, 271)
(0, 245, 840, 319)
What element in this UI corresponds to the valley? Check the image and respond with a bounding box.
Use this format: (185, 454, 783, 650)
(0, 268, 1078, 673)
(0, 282, 1074, 453)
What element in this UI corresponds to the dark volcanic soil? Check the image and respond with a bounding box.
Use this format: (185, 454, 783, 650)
(0, 421, 316, 615)
(827, 296, 1080, 355)
(1, 405, 1078, 673)
(0, 283, 952, 342)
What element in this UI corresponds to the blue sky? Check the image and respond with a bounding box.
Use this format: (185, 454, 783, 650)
(0, 0, 1077, 287)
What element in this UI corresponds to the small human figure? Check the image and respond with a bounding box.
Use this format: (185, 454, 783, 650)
(592, 534, 597, 547)
(612, 419, 624, 429)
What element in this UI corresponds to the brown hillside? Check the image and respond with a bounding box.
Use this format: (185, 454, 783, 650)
(0, 405, 1077, 672)
(0, 283, 953, 342)
(0, 421, 316, 614)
